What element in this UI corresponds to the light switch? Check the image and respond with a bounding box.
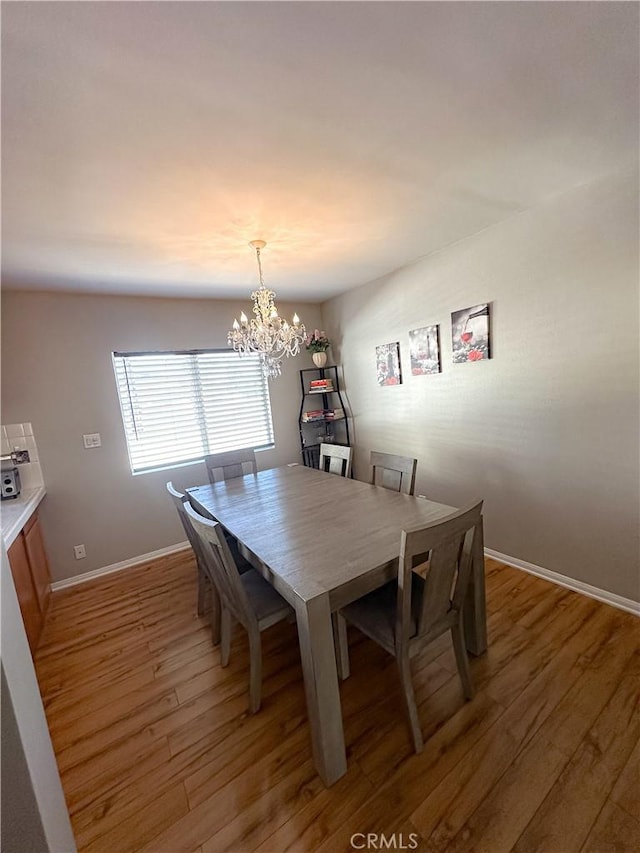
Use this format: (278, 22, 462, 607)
(83, 433, 102, 449)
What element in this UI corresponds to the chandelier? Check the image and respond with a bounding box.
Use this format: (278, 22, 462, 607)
(228, 240, 306, 379)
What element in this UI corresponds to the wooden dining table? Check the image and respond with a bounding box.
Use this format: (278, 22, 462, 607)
(187, 464, 487, 786)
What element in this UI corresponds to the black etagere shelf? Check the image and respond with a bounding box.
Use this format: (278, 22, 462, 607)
(298, 365, 351, 469)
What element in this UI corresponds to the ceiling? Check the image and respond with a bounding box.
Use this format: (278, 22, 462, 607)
(1, 2, 637, 302)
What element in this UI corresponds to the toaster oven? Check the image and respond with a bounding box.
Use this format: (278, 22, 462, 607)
(1, 464, 21, 500)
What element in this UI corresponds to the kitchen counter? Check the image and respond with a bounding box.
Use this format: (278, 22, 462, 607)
(1, 487, 47, 548)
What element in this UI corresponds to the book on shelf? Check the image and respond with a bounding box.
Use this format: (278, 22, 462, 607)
(308, 384, 334, 394)
(325, 407, 344, 421)
(302, 407, 344, 423)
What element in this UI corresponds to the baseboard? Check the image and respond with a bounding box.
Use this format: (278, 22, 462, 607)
(50, 541, 640, 617)
(484, 547, 640, 617)
(51, 542, 191, 591)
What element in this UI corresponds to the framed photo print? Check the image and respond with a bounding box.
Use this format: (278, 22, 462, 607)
(409, 325, 441, 375)
(376, 342, 402, 386)
(451, 303, 491, 363)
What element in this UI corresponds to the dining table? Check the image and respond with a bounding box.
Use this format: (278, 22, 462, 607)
(187, 463, 487, 786)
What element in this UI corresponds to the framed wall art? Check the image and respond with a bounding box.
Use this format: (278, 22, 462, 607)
(375, 342, 402, 386)
(451, 303, 491, 363)
(409, 325, 441, 375)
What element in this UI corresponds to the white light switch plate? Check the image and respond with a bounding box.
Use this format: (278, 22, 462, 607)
(83, 433, 101, 449)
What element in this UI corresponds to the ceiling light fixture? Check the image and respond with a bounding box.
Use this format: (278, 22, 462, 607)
(228, 240, 306, 379)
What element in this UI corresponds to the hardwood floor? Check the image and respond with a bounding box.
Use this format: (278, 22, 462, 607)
(35, 552, 639, 852)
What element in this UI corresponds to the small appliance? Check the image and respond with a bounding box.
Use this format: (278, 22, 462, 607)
(1, 463, 21, 500)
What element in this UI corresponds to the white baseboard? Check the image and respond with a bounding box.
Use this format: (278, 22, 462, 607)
(51, 541, 191, 591)
(484, 548, 640, 617)
(50, 541, 640, 618)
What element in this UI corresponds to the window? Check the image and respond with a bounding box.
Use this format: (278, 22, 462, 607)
(112, 349, 274, 474)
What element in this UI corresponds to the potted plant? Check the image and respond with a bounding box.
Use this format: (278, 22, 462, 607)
(306, 330, 331, 367)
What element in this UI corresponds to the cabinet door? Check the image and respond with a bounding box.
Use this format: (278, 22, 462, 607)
(24, 513, 51, 619)
(7, 533, 42, 652)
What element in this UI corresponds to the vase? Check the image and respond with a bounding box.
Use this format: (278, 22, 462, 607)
(312, 352, 328, 368)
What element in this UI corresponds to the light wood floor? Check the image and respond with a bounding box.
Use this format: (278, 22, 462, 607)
(35, 552, 639, 852)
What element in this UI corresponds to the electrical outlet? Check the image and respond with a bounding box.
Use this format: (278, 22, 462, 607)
(74, 544, 86, 559)
(83, 433, 101, 449)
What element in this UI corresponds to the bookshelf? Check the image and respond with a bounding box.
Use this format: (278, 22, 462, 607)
(298, 365, 351, 470)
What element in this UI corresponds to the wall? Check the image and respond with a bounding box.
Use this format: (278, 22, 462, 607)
(321, 168, 639, 602)
(1, 666, 49, 852)
(1, 543, 76, 851)
(1, 291, 322, 582)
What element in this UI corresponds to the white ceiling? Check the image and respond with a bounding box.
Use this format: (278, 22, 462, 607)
(2, 2, 637, 302)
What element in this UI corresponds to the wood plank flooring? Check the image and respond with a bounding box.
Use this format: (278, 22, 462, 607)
(35, 552, 639, 852)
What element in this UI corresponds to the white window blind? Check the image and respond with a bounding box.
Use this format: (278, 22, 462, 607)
(113, 349, 274, 473)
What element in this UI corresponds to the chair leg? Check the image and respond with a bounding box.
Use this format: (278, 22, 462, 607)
(332, 613, 350, 680)
(248, 629, 262, 714)
(451, 620, 474, 700)
(208, 581, 221, 646)
(196, 566, 207, 616)
(397, 652, 423, 753)
(220, 608, 232, 667)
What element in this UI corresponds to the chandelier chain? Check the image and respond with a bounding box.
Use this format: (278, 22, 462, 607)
(255, 247, 265, 289)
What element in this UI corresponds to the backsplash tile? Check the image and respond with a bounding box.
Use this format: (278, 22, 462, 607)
(18, 461, 44, 489)
(1, 423, 44, 489)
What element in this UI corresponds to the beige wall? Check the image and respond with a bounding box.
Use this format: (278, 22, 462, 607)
(1, 291, 322, 582)
(322, 169, 639, 602)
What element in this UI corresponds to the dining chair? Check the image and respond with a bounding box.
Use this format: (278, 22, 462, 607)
(335, 500, 483, 753)
(183, 501, 294, 713)
(369, 451, 417, 495)
(204, 448, 257, 484)
(166, 481, 221, 641)
(319, 443, 353, 478)
(203, 447, 262, 569)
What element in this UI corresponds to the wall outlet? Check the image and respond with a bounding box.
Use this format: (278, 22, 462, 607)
(74, 544, 86, 559)
(83, 433, 101, 449)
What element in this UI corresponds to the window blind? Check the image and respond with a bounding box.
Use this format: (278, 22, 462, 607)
(112, 349, 274, 473)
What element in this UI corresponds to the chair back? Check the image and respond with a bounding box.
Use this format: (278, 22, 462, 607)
(397, 501, 483, 647)
(319, 443, 353, 477)
(204, 448, 257, 484)
(166, 481, 210, 570)
(370, 451, 417, 495)
(183, 501, 257, 630)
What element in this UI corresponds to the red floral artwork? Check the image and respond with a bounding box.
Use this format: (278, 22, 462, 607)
(451, 304, 491, 364)
(376, 341, 403, 386)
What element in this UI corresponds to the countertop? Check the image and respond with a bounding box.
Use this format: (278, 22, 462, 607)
(1, 486, 47, 548)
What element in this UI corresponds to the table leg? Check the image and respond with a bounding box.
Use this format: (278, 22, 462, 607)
(296, 594, 347, 786)
(464, 517, 487, 656)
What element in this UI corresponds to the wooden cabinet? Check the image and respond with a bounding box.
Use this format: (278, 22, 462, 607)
(24, 513, 51, 619)
(7, 510, 51, 653)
